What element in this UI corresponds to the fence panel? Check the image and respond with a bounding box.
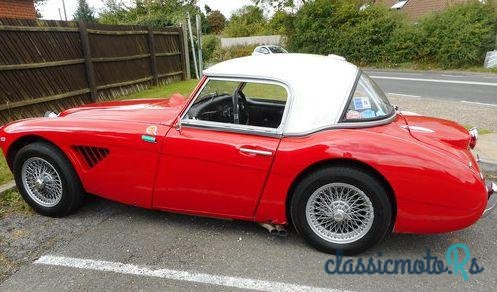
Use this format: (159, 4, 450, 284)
(0, 18, 188, 124)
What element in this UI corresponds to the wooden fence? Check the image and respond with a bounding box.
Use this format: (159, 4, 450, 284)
(0, 18, 190, 124)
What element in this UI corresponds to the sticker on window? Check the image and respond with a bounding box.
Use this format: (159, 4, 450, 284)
(353, 97, 371, 111)
(346, 110, 361, 120)
(361, 109, 376, 119)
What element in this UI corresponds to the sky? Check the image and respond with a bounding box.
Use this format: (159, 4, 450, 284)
(39, 0, 252, 21)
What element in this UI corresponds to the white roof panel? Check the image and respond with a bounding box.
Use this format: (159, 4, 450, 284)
(204, 54, 359, 135)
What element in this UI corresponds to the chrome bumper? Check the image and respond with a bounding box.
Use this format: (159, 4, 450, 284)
(482, 182, 497, 217)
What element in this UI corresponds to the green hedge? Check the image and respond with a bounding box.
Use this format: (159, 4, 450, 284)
(288, 0, 497, 69)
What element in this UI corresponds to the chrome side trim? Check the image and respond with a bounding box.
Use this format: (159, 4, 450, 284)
(181, 120, 282, 138)
(283, 113, 397, 137)
(239, 148, 273, 156)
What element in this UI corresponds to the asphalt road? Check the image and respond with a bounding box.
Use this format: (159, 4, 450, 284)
(366, 70, 497, 106)
(1, 197, 496, 292)
(1, 70, 497, 291)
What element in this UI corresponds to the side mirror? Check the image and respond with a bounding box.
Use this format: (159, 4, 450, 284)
(175, 120, 182, 133)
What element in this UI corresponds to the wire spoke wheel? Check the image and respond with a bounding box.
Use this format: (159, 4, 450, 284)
(305, 183, 374, 244)
(21, 157, 63, 208)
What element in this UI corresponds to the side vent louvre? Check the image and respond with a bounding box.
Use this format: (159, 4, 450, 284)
(73, 146, 110, 168)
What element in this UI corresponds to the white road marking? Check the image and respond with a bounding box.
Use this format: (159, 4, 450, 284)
(370, 75, 497, 86)
(387, 92, 421, 98)
(441, 74, 464, 78)
(369, 71, 424, 76)
(35, 255, 348, 292)
(461, 100, 497, 107)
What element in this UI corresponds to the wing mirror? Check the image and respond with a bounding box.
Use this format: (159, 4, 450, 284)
(175, 119, 182, 133)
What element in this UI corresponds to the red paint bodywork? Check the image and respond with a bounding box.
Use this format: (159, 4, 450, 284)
(0, 79, 489, 234)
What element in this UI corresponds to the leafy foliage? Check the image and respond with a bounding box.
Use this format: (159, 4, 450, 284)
(206, 10, 226, 34)
(252, 0, 307, 10)
(202, 34, 221, 62)
(412, 2, 497, 68)
(288, 0, 497, 68)
(223, 6, 268, 37)
(211, 45, 258, 63)
(99, 0, 201, 27)
(74, 0, 96, 22)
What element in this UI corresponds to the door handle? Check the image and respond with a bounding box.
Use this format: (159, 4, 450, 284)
(239, 147, 273, 156)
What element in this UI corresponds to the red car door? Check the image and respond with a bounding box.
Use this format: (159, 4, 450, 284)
(152, 127, 280, 219)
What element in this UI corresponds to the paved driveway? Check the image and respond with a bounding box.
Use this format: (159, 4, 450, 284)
(1, 191, 496, 291)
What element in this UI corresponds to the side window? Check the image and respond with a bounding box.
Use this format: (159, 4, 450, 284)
(242, 83, 287, 103)
(344, 73, 394, 121)
(184, 79, 288, 130)
(260, 47, 270, 54)
(184, 80, 239, 124)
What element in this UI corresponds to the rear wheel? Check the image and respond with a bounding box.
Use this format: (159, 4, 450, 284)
(290, 166, 392, 255)
(13, 142, 85, 217)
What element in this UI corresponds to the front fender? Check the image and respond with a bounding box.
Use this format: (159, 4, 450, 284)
(1, 117, 169, 209)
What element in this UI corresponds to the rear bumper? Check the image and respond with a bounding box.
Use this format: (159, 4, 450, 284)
(482, 181, 497, 217)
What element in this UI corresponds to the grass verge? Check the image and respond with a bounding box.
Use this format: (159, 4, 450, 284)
(121, 79, 199, 100)
(0, 156, 13, 185)
(0, 189, 31, 219)
(464, 125, 493, 135)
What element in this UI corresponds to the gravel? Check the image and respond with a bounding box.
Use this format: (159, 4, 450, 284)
(388, 95, 497, 132)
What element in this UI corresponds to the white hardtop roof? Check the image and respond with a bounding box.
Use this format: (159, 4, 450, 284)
(204, 54, 359, 135)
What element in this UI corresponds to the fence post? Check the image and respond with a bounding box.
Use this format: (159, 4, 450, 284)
(147, 26, 158, 86)
(180, 22, 191, 80)
(78, 21, 97, 102)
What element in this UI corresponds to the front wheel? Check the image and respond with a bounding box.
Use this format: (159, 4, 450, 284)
(13, 142, 85, 217)
(290, 166, 392, 255)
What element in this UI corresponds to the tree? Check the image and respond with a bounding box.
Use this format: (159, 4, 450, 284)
(74, 0, 95, 22)
(99, 0, 202, 28)
(252, 0, 307, 11)
(34, 0, 47, 18)
(207, 10, 226, 34)
(223, 5, 267, 37)
(204, 4, 212, 14)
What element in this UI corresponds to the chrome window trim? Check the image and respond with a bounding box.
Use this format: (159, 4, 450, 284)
(181, 120, 282, 138)
(338, 69, 396, 124)
(179, 76, 293, 137)
(283, 112, 398, 137)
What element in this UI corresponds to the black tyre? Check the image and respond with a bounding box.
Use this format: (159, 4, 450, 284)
(290, 166, 392, 255)
(13, 142, 85, 217)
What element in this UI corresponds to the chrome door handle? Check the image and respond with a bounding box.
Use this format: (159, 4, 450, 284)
(239, 147, 273, 156)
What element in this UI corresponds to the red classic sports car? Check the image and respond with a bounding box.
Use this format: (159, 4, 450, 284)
(0, 54, 495, 254)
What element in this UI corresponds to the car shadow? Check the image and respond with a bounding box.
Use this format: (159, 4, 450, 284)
(76, 194, 476, 259)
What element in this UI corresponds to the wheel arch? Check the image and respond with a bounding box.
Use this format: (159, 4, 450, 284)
(7, 135, 72, 171)
(285, 158, 397, 228)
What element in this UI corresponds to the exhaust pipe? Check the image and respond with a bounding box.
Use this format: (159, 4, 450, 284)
(258, 223, 287, 236)
(275, 225, 288, 237)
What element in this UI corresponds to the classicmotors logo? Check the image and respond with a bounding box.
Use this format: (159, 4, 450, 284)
(325, 243, 484, 280)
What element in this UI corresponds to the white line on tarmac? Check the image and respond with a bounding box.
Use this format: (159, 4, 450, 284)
(387, 93, 421, 98)
(370, 75, 497, 86)
(461, 100, 497, 107)
(35, 255, 349, 292)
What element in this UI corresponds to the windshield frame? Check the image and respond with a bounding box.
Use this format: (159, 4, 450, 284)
(338, 70, 396, 124)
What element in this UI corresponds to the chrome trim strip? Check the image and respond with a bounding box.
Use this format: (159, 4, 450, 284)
(181, 120, 282, 138)
(239, 148, 273, 156)
(283, 113, 397, 137)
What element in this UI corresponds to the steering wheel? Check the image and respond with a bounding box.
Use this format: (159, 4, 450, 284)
(235, 90, 249, 125)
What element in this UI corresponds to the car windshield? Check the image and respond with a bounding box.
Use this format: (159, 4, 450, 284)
(268, 46, 288, 54)
(343, 72, 395, 121)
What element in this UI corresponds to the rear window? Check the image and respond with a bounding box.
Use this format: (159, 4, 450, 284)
(343, 72, 394, 121)
(268, 46, 288, 54)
